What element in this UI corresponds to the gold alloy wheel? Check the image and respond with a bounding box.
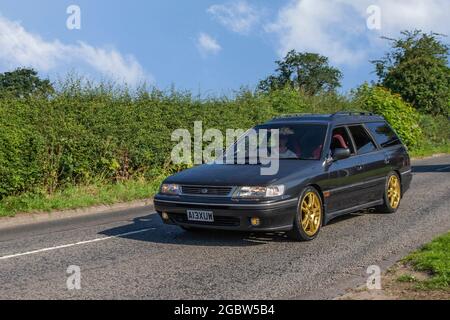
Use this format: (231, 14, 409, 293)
(300, 192, 322, 236)
(387, 175, 401, 209)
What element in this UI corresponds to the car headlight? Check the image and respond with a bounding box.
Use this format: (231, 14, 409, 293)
(234, 185, 285, 198)
(160, 184, 181, 195)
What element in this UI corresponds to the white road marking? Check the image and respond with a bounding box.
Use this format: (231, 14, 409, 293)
(436, 165, 450, 172)
(0, 228, 155, 261)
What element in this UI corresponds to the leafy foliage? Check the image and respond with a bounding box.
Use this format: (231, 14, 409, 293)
(0, 81, 351, 199)
(372, 30, 450, 116)
(258, 50, 342, 95)
(0, 72, 448, 202)
(0, 68, 54, 98)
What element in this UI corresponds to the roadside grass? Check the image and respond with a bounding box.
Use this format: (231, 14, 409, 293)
(409, 142, 450, 158)
(0, 177, 165, 217)
(401, 232, 450, 291)
(397, 274, 418, 283)
(340, 232, 450, 300)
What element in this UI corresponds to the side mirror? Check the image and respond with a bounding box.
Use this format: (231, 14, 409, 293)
(332, 148, 351, 161)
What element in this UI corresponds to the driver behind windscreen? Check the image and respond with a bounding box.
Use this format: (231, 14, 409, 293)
(278, 129, 297, 158)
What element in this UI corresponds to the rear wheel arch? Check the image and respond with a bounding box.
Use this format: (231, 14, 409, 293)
(393, 169, 403, 194)
(377, 171, 401, 213)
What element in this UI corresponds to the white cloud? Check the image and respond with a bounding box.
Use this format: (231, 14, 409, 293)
(208, 1, 262, 34)
(344, 0, 450, 36)
(197, 33, 222, 56)
(267, 0, 450, 66)
(0, 15, 151, 85)
(73, 42, 148, 86)
(266, 0, 366, 65)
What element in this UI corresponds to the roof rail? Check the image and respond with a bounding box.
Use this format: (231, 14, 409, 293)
(331, 111, 375, 117)
(274, 113, 327, 119)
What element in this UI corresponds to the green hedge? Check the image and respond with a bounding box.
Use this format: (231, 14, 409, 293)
(0, 85, 448, 199)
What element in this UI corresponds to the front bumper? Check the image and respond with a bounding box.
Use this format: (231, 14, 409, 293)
(154, 195, 297, 232)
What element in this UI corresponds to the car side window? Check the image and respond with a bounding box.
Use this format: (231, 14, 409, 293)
(348, 125, 378, 154)
(330, 127, 355, 155)
(365, 122, 401, 148)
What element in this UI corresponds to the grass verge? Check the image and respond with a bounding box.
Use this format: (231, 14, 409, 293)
(401, 232, 450, 290)
(0, 177, 165, 217)
(338, 232, 449, 300)
(409, 142, 450, 158)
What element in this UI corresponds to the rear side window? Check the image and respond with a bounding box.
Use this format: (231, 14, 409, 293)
(365, 122, 401, 148)
(348, 125, 377, 154)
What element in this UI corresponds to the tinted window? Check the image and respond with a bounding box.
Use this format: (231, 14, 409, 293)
(227, 124, 327, 161)
(348, 125, 377, 154)
(365, 122, 401, 148)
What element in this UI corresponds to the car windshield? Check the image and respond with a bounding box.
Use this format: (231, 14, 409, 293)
(224, 123, 327, 161)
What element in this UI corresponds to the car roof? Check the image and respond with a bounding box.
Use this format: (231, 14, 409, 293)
(267, 112, 385, 126)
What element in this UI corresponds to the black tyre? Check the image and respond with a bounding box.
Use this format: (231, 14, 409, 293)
(288, 186, 323, 241)
(376, 172, 402, 214)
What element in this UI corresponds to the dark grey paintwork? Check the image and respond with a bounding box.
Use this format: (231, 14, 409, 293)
(155, 113, 413, 231)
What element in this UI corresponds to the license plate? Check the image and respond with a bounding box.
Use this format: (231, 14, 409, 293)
(187, 210, 214, 222)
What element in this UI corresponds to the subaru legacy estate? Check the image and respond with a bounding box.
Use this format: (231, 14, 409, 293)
(155, 112, 412, 241)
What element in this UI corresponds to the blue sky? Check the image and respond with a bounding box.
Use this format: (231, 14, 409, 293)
(0, 0, 448, 95)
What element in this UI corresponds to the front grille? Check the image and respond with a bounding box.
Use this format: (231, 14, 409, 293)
(181, 186, 233, 196)
(168, 213, 240, 227)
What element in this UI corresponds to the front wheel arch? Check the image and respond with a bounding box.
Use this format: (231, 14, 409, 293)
(288, 186, 324, 241)
(306, 184, 327, 224)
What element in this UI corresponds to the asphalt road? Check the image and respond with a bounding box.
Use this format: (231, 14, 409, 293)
(0, 155, 449, 300)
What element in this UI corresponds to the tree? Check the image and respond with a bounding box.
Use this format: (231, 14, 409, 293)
(372, 30, 450, 116)
(0, 68, 54, 98)
(258, 50, 342, 95)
